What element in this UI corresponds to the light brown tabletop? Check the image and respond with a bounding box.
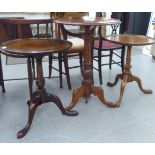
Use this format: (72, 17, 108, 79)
(106, 34, 155, 46)
(54, 16, 121, 26)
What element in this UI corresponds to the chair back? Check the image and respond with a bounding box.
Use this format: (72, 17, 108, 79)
(111, 12, 130, 34)
(50, 12, 89, 39)
(1, 18, 53, 40)
(0, 17, 25, 42)
(95, 12, 130, 37)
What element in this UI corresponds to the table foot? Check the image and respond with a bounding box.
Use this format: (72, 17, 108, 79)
(65, 86, 85, 111)
(17, 100, 37, 139)
(91, 85, 117, 108)
(107, 74, 123, 87)
(130, 75, 153, 94)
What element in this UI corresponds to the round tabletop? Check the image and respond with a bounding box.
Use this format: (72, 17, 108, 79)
(106, 34, 155, 46)
(54, 17, 121, 26)
(0, 38, 72, 57)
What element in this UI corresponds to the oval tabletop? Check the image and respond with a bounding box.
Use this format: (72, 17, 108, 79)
(0, 38, 72, 57)
(106, 34, 155, 46)
(54, 17, 121, 26)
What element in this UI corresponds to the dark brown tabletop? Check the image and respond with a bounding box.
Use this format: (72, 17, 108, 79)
(106, 34, 155, 46)
(54, 17, 121, 26)
(0, 37, 77, 139)
(0, 38, 72, 57)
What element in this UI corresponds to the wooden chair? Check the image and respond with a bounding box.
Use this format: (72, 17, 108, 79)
(93, 12, 130, 85)
(49, 12, 87, 89)
(0, 18, 59, 89)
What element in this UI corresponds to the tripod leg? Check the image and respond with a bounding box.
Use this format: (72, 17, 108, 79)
(65, 86, 85, 111)
(17, 100, 38, 139)
(91, 85, 117, 108)
(107, 74, 124, 87)
(46, 93, 78, 116)
(115, 75, 128, 107)
(131, 75, 152, 94)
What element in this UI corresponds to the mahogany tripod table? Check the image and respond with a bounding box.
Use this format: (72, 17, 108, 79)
(0, 38, 78, 138)
(54, 16, 121, 110)
(106, 34, 155, 106)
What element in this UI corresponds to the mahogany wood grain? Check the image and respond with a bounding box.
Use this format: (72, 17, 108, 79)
(0, 38, 78, 138)
(1, 38, 72, 57)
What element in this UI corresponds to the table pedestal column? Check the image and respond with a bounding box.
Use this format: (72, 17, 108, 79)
(107, 45, 152, 107)
(65, 26, 117, 111)
(17, 57, 78, 139)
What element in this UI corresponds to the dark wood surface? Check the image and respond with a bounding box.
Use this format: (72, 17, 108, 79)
(1, 38, 72, 57)
(1, 18, 53, 25)
(0, 38, 78, 138)
(54, 17, 121, 110)
(106, 34, 155, 106)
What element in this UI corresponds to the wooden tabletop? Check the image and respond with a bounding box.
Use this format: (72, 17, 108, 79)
(54, 17, 121, 26)
(0, 38, 72, 57)
(106, 34, 155, 46)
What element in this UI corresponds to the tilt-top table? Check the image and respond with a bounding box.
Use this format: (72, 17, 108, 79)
(0, 38, 78, 138)
(54, 16, 121, 110)
(106, 34, 155, 106)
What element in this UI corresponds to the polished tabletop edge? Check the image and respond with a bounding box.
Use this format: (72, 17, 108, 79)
(105, 34, 155, 46)
(54, 17, 121, 26)
(0, 38, 72, 57)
